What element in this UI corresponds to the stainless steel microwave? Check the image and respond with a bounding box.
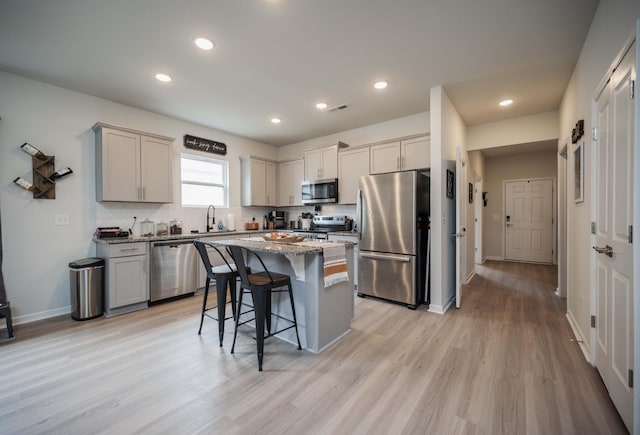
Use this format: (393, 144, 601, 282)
(301, 178, 339, 204)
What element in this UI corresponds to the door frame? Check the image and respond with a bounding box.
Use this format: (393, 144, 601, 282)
(635, 19, 640, 432)
(558, 138, 569, 297)
(502, 176, 557, 263)
(455, 148, 467, 308)
(475, 175, 484, 264)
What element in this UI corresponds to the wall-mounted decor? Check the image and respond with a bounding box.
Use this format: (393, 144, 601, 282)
(482, 191, 488, 207)
(468, 183, 473, 203)
(13, 143, 73, 199)
(574, 141, 584, 203)
(184, 134, 227, 156)
(571, 119, 585, 144)
(446, 169, 454, 199)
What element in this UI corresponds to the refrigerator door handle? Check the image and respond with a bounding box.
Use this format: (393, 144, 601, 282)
(356, 188, 363, 241)
(360, 252, 411, 262)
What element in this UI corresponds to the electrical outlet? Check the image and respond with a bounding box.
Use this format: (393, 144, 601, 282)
(54, 214, 70, 226)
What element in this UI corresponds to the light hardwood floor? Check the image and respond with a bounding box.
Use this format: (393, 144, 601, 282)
(0, 261, 628, 434)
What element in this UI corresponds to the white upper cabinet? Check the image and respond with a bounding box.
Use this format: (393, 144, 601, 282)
(304, 145, 338, 180)
(400, 136, 430, 171)
(93, 122, 174, 203)
(370, 136, 430, 174)
(140, 136, 173, 203)
(338, 147, 370, 204)
(278, 159, 304, 206)
(240, 156, 277, 206)
(370, 141, 401, 174)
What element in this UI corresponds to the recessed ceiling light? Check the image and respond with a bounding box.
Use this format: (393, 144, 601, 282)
(499, 99, 514, 106)
(271, 118, 281, 124)
(195, 37, 215, 50)
(374, 81, 388, 90)
(155, 73, 172, 82)
(315, 102, 328, 110)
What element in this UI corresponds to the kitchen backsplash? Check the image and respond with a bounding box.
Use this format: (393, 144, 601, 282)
(96, 203, 357, 235)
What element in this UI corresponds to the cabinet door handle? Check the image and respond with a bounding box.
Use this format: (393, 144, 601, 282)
(119, 247, 138, 252)
(142, 186, 146, 200)
(397, 157, 400, 170)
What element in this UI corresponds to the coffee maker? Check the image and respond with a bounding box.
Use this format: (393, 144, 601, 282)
(270, 210, 286, 229)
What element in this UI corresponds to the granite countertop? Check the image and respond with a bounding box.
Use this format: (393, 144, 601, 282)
(206, 237, 356, 256)
(93, 229, 269, 244)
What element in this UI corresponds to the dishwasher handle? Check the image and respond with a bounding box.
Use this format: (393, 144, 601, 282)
(152, 239, 195, 248)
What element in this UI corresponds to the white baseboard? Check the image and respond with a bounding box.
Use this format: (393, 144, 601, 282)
(484, 256, 504, 261)
(442, 296, 455, 313)
(13, 305, 71, 326)
(566, 309, 592, 363)
(427, 304, 446, 314)
(465, 271, 476, 284)
(428, 293, 456, 314)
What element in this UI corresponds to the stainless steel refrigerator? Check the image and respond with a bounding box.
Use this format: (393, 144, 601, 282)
(356, 171, 430, 309)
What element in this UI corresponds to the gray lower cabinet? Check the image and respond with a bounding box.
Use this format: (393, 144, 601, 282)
(96, 242, 148, 317)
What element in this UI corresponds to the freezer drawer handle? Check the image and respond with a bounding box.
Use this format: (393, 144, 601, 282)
(360, 252, 411, 262)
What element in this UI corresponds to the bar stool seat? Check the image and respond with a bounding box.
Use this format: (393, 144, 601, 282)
(193, 241, 248, 347)
(228, 245, 302, 371)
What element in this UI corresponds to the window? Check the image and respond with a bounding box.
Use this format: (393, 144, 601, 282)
(181, 153, 228, 207)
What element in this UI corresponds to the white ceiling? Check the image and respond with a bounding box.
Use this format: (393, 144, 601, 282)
(0, 0, 598, 147)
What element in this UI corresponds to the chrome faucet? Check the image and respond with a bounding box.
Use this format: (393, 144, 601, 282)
(206, 205, 216, 232)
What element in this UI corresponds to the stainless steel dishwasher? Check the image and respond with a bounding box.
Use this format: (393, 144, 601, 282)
(149, 239, 197, 302)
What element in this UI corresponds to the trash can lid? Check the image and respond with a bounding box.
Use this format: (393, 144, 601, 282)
(69, 257, 105, 269)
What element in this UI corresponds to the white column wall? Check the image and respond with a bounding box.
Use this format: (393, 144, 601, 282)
(430, 86, 468, 313)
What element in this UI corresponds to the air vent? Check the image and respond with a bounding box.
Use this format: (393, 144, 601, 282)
(329, 104, 349, 112)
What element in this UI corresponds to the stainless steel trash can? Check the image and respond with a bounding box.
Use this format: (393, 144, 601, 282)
(69, 258, 104, 320)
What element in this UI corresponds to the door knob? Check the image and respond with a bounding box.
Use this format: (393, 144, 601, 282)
(592, 245, 613, 257)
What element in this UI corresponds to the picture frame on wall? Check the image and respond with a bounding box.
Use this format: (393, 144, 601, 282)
(574, 141, 584, 203)
(446, 169, 454, 199)
(469, 183, 473, 203)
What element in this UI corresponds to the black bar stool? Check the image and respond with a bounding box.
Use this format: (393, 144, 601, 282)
(228, 245, 302, 371)
(193, 241, 246, 347)
(0, 301, 14, 342)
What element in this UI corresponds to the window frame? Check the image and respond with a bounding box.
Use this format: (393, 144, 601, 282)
(180, 153, 229, 208)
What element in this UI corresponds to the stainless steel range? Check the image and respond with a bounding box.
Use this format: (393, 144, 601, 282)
(293, 215, 351, 240)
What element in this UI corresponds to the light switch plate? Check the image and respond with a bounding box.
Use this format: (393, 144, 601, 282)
(55, 214, 70, 226)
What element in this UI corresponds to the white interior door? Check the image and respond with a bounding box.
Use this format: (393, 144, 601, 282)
(592, 41, 635, 432)
(504, 179, 554, 263)
(455, 148, 466, 308)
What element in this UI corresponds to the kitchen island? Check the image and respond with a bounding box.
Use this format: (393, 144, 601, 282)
(209, 237, 355, 353)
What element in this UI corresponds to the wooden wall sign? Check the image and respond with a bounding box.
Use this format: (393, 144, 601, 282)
(183, 134, 227, 156)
